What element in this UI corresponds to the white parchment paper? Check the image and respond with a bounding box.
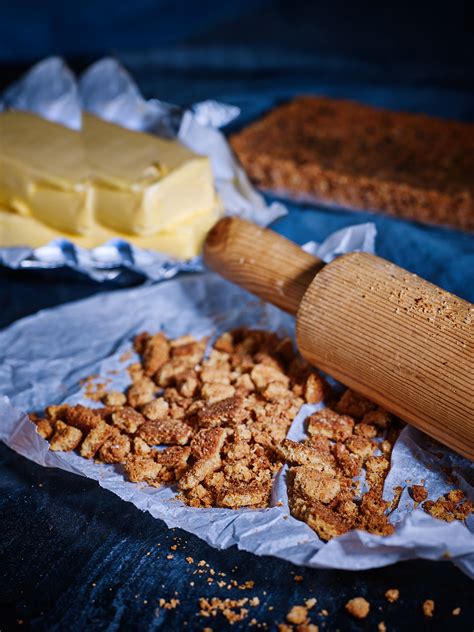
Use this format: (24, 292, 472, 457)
(0, 226, 473, 575)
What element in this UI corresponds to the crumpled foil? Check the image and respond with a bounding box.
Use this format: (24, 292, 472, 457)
(0, 57, 286, 282)
(0, 225, 472, 575)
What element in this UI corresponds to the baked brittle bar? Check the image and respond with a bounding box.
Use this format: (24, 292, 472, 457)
(230, 96, 474, 231)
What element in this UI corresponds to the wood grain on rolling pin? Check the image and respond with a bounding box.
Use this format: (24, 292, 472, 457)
(297, 252, 474, 459)
(204, 217, 324, 314)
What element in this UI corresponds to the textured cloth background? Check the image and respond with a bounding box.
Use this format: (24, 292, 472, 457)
(1, 2, 473, 629)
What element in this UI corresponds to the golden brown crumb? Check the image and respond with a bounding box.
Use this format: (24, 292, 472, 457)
(423, 490, 473, 523)
(49, 421, 82, 452)
(132, 437, 151, 456)
(124, 455, 162, 484)
(102, 390, 127, 407)
(385, 588, 399, 603)
(345, 435, 376, 461)
(141, 397, 169, 421)
(63, 404, 102, 432)
(35, 418, 54, 440)
(198, 396, 247, 428)
(198, 597, 254, 624)
(217, 481, 271, 508)
(80, 420, 113, 459)
(288, 466, 340, 504)
(336, 390, 376, 418)
(127, 378, 156, 407)
(409, 485, 428, 503)
(452, 607, 461, 616)
(303, 373, 325, 404)
(99, 430, 131, 464)
(45, 404, 69, 421)
(278, 439, 335, 474)
(290, 497, 349, 541)
(286, 605, 309, 625)
(138, 418, 192, 446)
(142, 332, 170, 375)
(377, 623, 387, 632)
(158, 597, 180, 610)
(390, 485, 404, 511)
(345, 597, 370, 619)
(307, 409, 354, 441)
(422, 599, 434, 617)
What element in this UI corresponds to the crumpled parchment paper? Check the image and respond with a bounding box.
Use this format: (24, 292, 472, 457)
(0, 224, 472, 575)
(0, 57, 285, 281)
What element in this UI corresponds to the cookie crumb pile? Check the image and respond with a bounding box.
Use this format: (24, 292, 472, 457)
(30, 327, 473, 542)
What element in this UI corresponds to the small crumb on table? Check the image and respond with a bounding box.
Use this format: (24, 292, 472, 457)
(422, 599, 435, 617)
(345, 597, 370, 619)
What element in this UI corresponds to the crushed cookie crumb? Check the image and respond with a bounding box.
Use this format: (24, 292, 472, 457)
(158, 598, 180, 610)
(385, 588, 399, 603)
(422, 599, 434, 617)
(286, 605, 309, 625)
(345, 597, 370, 619)
(33, 329, 418, 544)
(423, 490, 473, 523)
(409, 485, 428, 503)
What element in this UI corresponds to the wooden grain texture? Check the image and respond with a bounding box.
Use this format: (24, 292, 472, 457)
(297, 252, 474, 460)
(204, 217, 324, 314)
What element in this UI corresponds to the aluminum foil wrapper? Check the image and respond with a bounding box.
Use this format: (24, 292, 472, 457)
(0, 57, 286, 282)
(0, 226, 472, 575)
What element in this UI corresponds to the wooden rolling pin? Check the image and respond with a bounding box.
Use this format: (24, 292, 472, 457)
(204, 217, 474, 460)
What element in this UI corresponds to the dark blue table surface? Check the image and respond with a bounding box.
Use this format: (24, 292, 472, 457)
(1, 3, 473, 630)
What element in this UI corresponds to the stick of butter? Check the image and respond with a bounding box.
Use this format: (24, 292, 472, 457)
(0, 111, 93, 234)
(0, 110, 219, 246)
(84, 114, 216, 235)
(0, 205, 220, 259)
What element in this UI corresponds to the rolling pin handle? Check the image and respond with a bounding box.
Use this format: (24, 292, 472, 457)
(204, 217, 325, 315)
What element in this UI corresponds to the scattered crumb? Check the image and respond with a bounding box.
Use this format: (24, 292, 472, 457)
(120, 350, 133, 362)
(345, 597, 370, 619)
(409, 484, 428, 504)
(384, 588, 399, 603)
(198, 597, 257, 625)
(423, 490, 473, 523)
(422, 599, 435, 617)
(158, 598, 180, 610)
(286, 605, 309, 625)
(294, 575, 303, 582)
(452, 607, 461, 616)
(377, 623, 387, 632)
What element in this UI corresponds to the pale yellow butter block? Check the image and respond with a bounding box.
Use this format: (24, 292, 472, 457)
(0, 111, 93, 234)
(0, 205, 220, 259)
(84, 114, 216, 235)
